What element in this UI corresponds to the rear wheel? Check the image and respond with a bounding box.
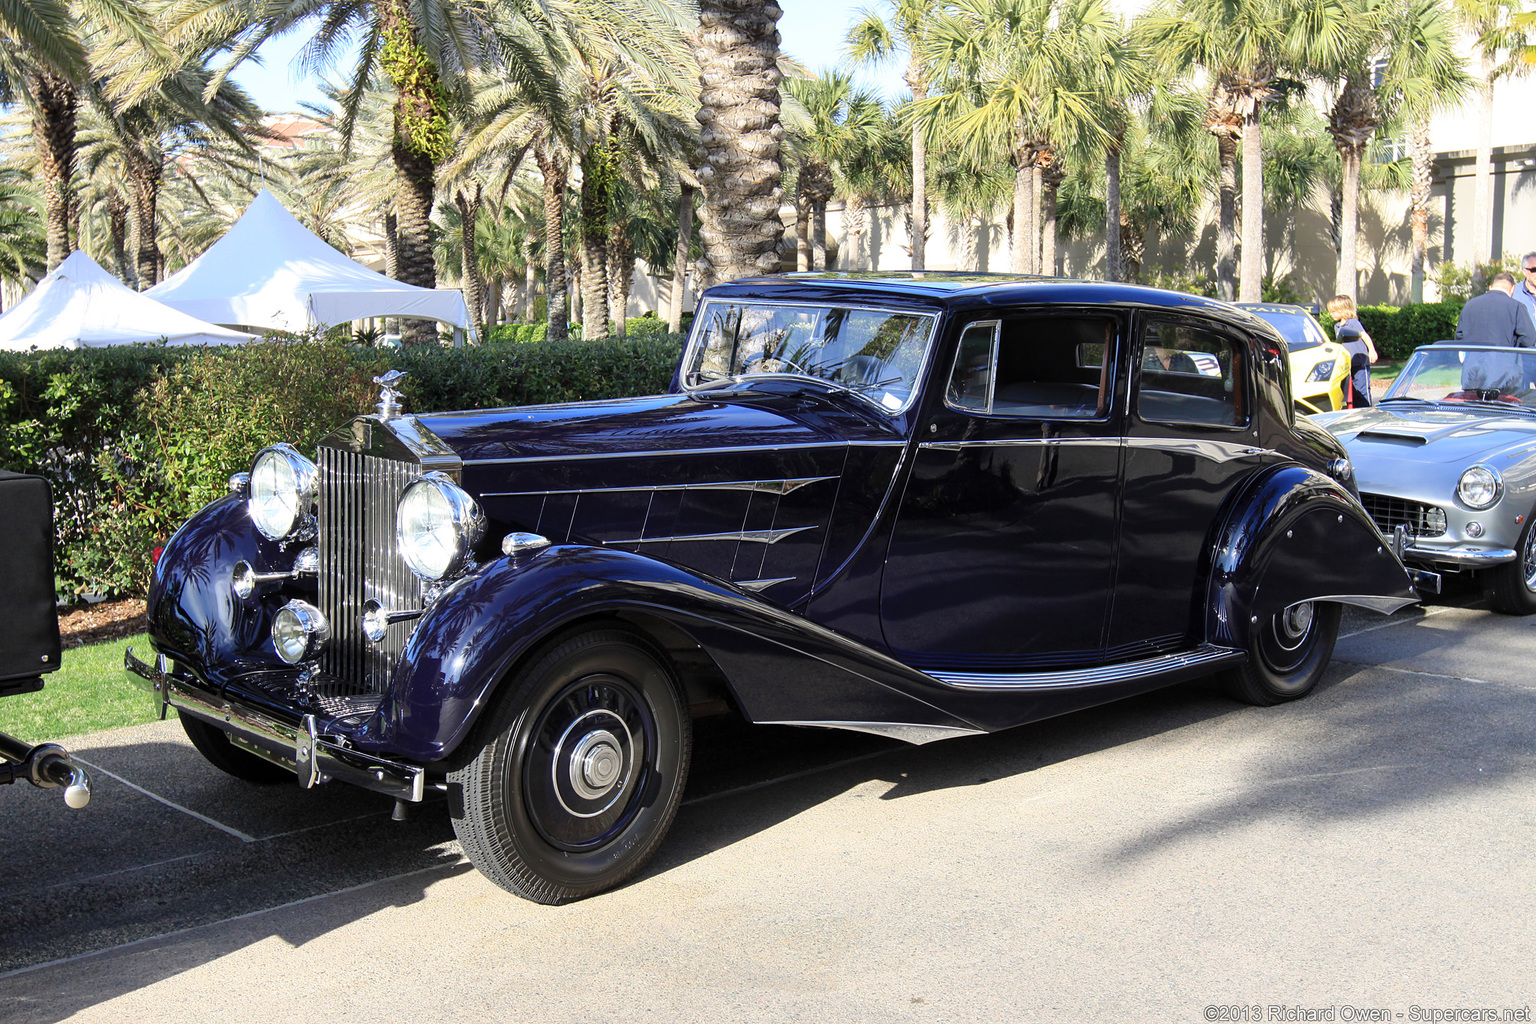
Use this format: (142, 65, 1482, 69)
(448, 628, 691, 905)
(1482, 509, 1536, 615)
(179, 711, 293, 784)
(1223, 601, 1341, 706)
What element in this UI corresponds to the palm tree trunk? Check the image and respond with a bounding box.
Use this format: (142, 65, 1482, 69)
(695, 0, 787, 285)
(1031, 158, 1044, 275)
(812, 201, 826, 271)
(454, 182, 484, 326)
(31, 69, 77, 272)
(127, 153, 162, 289)
(669, 184, 694, 333)
(1336, 147, 1361, 302)
(1216, 132, 1238, 301)
(536, 145, 569, 345)
(570, 258, 582, 328)
(1410, 124, 1432, 304)
(1011, 145, 1033, 274)
(487, 273, 503, 327)
(1239, 109, 1263, 303)
(608, 219, 633, 336)
(1105, 142, 1122, 282)
(106, 191, 133, 286)
(909, 64, 927, 272)
(1041, 154, 1063, 278)
(393, 131, 438, 344)
(580, 143, 612, 339)
(1471, 62, 1494, 290)
(383, 211, 399, 279)
(796, 200, 810, 271)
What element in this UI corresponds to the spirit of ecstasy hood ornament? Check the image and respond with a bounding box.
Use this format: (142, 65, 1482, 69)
(373, 370, 408, 420)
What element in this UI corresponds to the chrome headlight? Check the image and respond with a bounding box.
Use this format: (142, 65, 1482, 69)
(1305, 359, 1337, 383)
(1457, 465, 1503, 509)
(248, 444, 318, 541)
(272, 599, 329, 664)
(396, 472, 485, 581)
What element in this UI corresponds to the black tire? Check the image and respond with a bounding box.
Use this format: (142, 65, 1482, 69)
(448, 628, 692, 905)
(179, 711, 293, 784)
(1222, 601, 1341, 707)
(1482, 510, 1536, 615)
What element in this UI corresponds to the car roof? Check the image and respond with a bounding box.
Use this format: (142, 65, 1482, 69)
(705, 272, 1253, 320)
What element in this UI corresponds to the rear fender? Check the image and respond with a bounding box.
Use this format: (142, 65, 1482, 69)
(1207, 465, 1417, 648)
(362, 545, 976, 762)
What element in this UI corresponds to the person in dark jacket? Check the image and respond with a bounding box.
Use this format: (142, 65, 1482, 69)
(1457, 274, 1536, 393)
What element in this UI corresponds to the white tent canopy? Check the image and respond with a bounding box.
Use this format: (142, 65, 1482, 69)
(147, 190, 474, 336)
(0, 251, 255, 351)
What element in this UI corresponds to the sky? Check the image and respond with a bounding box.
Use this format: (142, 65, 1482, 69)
(230, 2, 907, 115)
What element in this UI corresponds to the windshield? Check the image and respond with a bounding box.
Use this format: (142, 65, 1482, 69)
(1382, 345, 1536, 410)
(681, 300, 939, 414)
(1241, 306, 1328, 352)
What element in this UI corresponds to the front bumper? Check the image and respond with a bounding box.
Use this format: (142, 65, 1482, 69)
(1403, 544, 1518, 568)
(125, 647, 426, 803)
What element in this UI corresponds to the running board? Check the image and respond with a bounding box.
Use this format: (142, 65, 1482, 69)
(928, 644, 1246, 691)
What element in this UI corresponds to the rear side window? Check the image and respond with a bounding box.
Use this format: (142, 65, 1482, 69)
(1136, 321, 1247, 427)
(945, 315, 1115, 419)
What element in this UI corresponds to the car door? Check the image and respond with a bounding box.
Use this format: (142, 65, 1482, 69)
(1108, 312, 1268, 655)
(879, 309, 1127, 672)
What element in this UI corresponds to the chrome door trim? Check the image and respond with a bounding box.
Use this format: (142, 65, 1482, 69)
(929, 644, 1245, 691)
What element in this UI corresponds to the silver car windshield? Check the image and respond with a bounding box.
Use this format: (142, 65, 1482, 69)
(681, 300, 939, 414)
(1382, 345, 1536, 410)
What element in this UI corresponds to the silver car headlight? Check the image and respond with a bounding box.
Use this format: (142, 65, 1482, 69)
(272, 599, 329, 664)
(396, 472, 485, 581)
(1457, 465, 1503, 510)
(248, 444, 318, 541)
(1305, 359, 1337, 383)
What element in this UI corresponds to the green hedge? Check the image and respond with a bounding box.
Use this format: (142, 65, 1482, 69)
(0, 334, 684, 598)
(1318, 302, 1463, 360)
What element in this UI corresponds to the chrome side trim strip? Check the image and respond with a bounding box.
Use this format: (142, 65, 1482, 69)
(737, 577, 796, 592)
(481, 476, 836, 499)
(616, 525, 818, 546)
(756, 721, 984, 745)
(124, 648, 426, 803)
(930, 644, 1245, 691)
(1123, 437, 1274, 462)
(921, 437, 1122, 451)
(461, 440, 905, 466)
(1310, 594, 1422, 614)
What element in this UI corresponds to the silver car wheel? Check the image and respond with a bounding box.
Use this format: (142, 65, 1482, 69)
(1523, 523, 1536, 592)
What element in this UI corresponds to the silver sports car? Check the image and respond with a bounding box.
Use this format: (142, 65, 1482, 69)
(1315, 342, 1536, 614)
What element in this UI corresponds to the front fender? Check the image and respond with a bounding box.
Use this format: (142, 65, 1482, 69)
(358, 545, 977, 762)
(1206, 465, 1417, 648)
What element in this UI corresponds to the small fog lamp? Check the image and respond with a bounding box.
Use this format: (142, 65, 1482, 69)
(272, 600, 330, 664)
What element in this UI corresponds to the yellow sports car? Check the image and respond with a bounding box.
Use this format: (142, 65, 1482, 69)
(1237, 303, 1353, 414)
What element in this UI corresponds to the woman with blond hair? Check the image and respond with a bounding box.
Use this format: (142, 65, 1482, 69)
(1327, 294, 1378, 407)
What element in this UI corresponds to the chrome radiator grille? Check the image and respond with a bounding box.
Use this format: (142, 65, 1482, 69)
(1359, 491, 1448, 538)
(317, 446, 422, 692)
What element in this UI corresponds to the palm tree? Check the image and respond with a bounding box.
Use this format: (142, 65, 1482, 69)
(0, 0, 167, 269)
(178, 0, 560, 340)
(1077, 12, 1151, 281)
(919, 0, 1114, 276)
(844, 0, 941, 271)
(0, 167, 44, 307)
(784, 71, 887, 271)
(1142, 0, 1297, 301)
(694, 0, 787, 285)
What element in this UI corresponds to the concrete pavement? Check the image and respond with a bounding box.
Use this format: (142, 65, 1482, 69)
(2, 596, 1533, 1022)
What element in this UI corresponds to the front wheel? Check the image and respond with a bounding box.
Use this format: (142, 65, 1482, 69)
(1482, 509, 1536, 615)
(1222, 601, 1341, 707)
(448, 628, 691, 904)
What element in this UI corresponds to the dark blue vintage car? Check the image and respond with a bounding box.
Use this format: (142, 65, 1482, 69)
(128, 273, 1420, 903)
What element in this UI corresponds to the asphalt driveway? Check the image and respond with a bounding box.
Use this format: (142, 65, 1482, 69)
(2, 592, 1533, 1023)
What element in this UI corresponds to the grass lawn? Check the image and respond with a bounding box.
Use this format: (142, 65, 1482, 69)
(1, 634, 157, 744)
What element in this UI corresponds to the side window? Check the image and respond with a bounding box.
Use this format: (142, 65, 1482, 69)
(1136, 321, 1246, 427)
(947, 321, 998, 413)
(944, 315, 1115, 419)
